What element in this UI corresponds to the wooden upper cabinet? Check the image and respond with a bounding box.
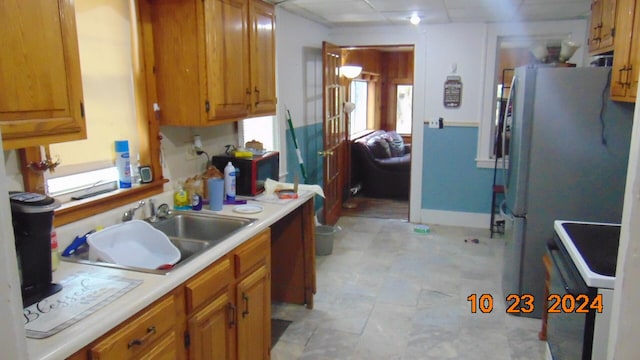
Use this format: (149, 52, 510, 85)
(147, 0, 249, 126)
(248, 0, 277, 116)
(146, 0, 275, 127)
(0, 0, 86, 150)
(206, 0, 252, 121)
(611, 0, 639, 102)
(589, 0, 617, 54)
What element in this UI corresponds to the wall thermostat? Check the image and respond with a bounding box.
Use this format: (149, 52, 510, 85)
(139, 166, 153, 183)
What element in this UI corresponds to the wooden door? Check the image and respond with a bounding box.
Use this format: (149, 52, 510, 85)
(236, 265, 270, 360)
(188, 292, 235, 360)
(321, 41, 346, 226)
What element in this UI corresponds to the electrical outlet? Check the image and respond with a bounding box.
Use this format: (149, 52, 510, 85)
(428, 118, 444, 129)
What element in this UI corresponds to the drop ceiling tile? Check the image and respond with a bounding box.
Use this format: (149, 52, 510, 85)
(445, 0, 523, 10)
(288, 0, 374, 15)
(324, 12, 389, 23)
(367, 0, 446, 12)
(382, 9, 451, 24)
(519, 2, 591, 20)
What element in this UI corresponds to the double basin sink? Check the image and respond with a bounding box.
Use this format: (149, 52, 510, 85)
(62, 211, 255, 274)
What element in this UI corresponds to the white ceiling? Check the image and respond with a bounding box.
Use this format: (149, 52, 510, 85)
(265, 0, 592, 27)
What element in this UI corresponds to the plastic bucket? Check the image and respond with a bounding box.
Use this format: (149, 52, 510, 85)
(315, 225, 340, 256)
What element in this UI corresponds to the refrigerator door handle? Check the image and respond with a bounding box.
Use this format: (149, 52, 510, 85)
(499, 200, 512, 220)
(502, 75, 517, 195)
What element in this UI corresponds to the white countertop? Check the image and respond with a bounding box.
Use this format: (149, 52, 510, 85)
(26, 193, 315, 360)
(553, 220, 619, 289)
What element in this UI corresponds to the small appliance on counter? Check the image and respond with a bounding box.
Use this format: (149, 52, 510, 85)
(10, 191, 61, 307)
(211, 151, 279, 196)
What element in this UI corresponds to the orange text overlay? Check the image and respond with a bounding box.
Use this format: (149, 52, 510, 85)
(466, 293, 603, 314)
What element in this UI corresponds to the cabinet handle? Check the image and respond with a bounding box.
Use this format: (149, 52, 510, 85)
(242, 293, 249, 318)
(254, 86, 260, 94)
(618, 66, 628, 85)
(246, 88, 252, 95)
(228, 303, 236, 328)
(625, 65, 633, 88)
(127, 326, 156, 349)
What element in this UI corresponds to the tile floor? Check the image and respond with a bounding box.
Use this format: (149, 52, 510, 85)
(271, 216, 548, 360)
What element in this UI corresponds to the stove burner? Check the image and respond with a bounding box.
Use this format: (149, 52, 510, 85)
(561, 223, 620, 277)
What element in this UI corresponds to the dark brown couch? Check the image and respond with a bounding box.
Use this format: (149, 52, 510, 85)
(350, 130, 410, 199)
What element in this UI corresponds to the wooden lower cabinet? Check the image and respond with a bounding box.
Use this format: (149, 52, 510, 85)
(237, 265, 270, 360)
(68, 229, 271, 360)
(188, 291, 235, 360)
(234, 228, 271, 360)
(88, 289, 185, 360)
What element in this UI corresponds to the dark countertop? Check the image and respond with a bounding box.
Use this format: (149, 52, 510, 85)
(554, 220, 620, 289)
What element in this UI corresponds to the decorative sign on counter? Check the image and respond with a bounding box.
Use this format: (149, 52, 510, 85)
(24, 271, 142, 339)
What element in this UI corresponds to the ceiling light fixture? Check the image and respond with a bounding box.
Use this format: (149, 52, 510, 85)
(340, 65, 362, 79)
(410, 14, 421, 25)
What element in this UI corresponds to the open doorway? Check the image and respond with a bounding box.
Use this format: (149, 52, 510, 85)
(322, 44, 414, 222)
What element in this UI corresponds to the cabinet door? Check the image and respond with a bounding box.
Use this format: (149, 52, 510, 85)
(611, 0, 637, 101)
(149, 0, 206, 127)
(237, 265, 271, 360)
(0, 0, 86, 150)
(204, 0, 250, 122)
(249, 0, 277, 116)
(599, 0, 617, 51)
(626, 0, 640, 100)
(589, 0, 604, 52)
(188, 292, 235, 360)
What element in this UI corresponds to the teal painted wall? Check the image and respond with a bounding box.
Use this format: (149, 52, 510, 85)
(286, 122, 324, 211)
(422, 125, 500, 214)
(287, 123, 502, 215)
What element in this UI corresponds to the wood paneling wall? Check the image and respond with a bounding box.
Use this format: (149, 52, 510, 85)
(341, 48, 414, 132)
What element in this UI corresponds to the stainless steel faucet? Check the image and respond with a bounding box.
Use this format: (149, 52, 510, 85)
(148, 198, 157, 223)
(122, 200, 145, 222)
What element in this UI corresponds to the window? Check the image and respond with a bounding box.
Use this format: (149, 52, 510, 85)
(46, 166, 119, 202)
(45, 0, 139, 201)
(21, 0, 164, 227)
(240, 116, 278, 152)
(396, 85, 413, 134)
(349, 80, 368, 137)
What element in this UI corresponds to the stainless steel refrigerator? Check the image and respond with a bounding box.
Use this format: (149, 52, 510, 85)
(500, 66, 634, 318)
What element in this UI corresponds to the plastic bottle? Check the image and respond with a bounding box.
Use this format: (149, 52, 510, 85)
(115, 140, 132, 188)
(191, 193, 203, 211)
(224, 161, 236, 201)
(174, 182, 190, 210)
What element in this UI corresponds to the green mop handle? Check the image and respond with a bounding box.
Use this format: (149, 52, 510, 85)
(286, 109, 308, 183)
